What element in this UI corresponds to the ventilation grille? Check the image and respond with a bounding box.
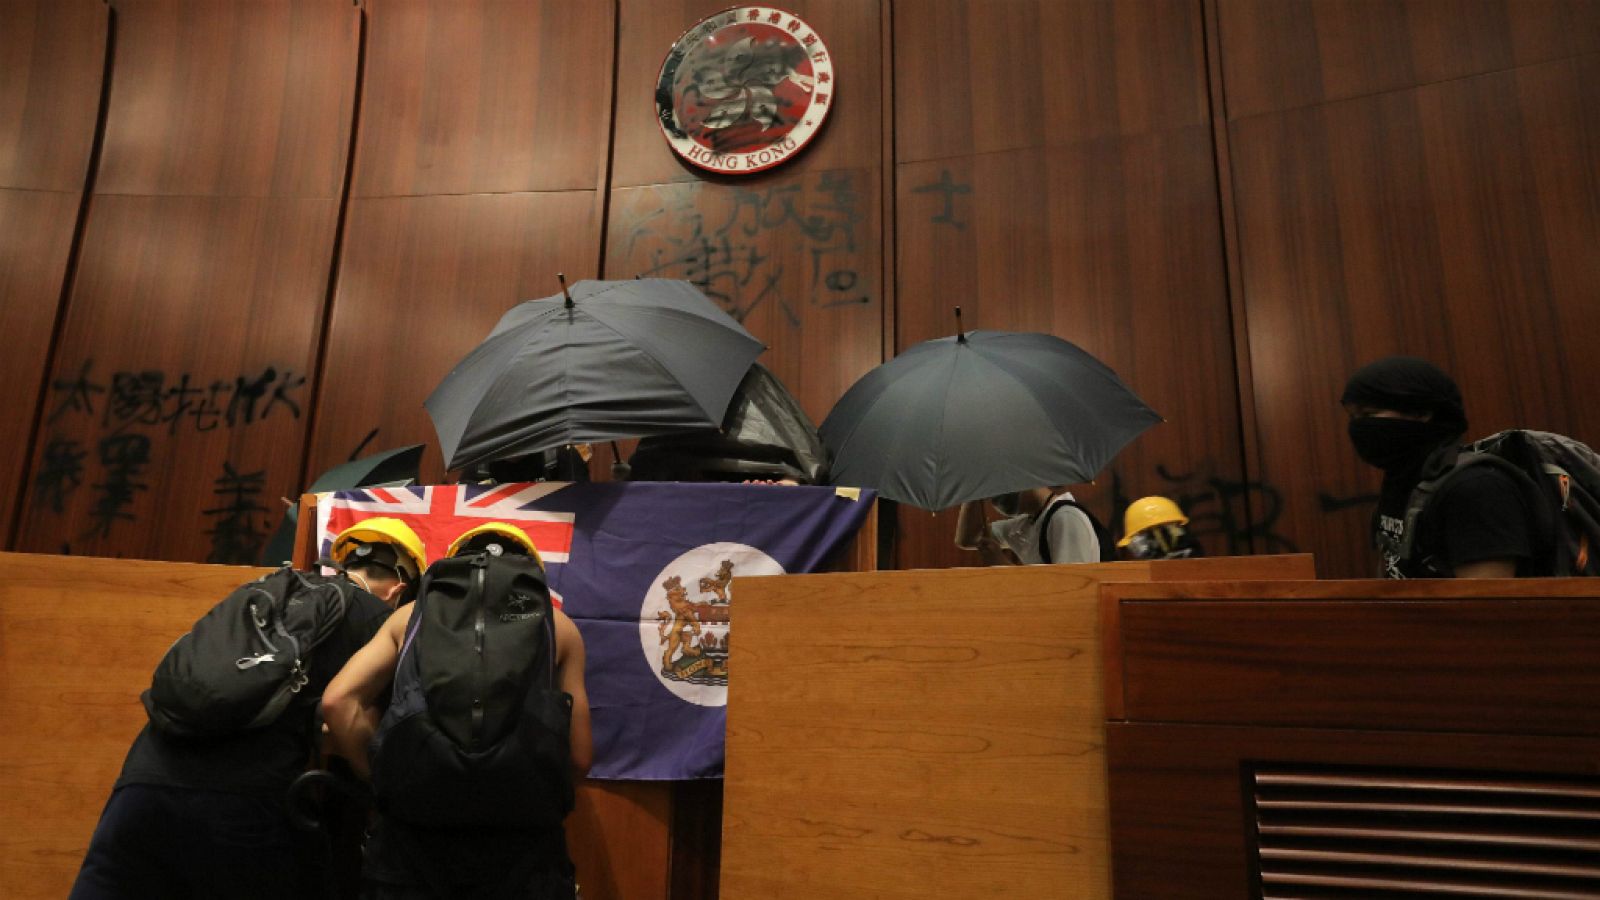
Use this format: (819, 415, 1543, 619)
(1250, 766, 1600, 899)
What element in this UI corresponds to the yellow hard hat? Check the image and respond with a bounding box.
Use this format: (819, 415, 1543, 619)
(331, 517, 426, 582)
(447, 522, 544, 569)
(1117, 496, 1189, 548)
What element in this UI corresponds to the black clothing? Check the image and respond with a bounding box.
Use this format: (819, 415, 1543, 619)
(363, 818, 575, 900)
(1375, 463, 1537, 578)
(117, 587, 392, 796)
(1348, 415, 1465, 473)
(1341, 356, 1468, 432)
(69, 785, 321, 900)
(71, 583, 392, 899)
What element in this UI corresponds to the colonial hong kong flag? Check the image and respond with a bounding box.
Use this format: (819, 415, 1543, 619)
(316, 481, 873, 780)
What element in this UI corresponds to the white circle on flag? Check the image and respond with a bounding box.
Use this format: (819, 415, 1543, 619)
(638, 542, 783, 706)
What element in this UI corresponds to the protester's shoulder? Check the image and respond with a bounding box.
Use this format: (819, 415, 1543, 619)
(342, 587, 394, 642)
(1438, 460, 1533, 511)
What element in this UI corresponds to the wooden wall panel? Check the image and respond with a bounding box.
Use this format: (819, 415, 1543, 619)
(604, 1, 885, 434)
(894, 0, 1210, 162)
(1218, 0, 1600, 120)
(892, 0, 1245, 571)
(14, 0, 357, 563)
(0, 191, 93, 545)
(96, 0, 357, 197)
(0, 0, 107, 549)
(15, 196, 339, 561)
(1232, 55, 1600, 578)
(306, 192, 604, 485)
(0, 0, 107, 191)
(354, 0, 615, 197)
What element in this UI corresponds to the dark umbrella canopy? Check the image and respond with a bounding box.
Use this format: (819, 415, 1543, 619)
(259, 444, 425, 565)
(427, 278, 765, 471)
(819, 330, 1161, 510)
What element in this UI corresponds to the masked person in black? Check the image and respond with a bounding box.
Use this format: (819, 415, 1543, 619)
(1342, 356, 1537, 579)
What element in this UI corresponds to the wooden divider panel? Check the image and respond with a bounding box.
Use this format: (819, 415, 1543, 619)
(0, 0, 108, 548)
(0, 552, 270, 898)
(720, 554, 1312, 899)
(1102, 577, 1600, 898)
(892, 0, 1249, 571)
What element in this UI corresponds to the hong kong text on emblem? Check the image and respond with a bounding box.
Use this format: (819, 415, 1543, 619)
(654, 6, 835, 175)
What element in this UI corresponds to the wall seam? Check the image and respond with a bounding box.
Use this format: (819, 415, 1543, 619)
(8, 3, 118, 551)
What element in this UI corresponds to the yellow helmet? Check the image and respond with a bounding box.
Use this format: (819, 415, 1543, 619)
(331, 517, 426, 582)
(447, 522, 544, 569)
(1117, 496, 1189, 548)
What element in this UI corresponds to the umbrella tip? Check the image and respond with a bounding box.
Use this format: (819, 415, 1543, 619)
(954, 306, 967, 343)
(558, 272, 574, 309)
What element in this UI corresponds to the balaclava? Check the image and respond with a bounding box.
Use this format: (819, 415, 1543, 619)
(1341, 356, 1468, 476)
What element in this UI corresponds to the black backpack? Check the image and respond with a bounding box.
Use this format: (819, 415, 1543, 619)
(369, 551, 573, 829)
(1037, 497, 1117, 564)
(1400, 429, 1600, 577)
(144, 566, 351, 738)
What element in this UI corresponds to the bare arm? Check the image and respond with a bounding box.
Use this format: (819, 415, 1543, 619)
(322, 605, 412, 780)
(955, 501, 1018, 565)
(554, 609, 593, 776)
(1454, 558, 1517, 579)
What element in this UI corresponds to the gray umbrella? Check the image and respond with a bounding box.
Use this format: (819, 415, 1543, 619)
(819, 330, 1161, 510)
(427, 278, 765, 471)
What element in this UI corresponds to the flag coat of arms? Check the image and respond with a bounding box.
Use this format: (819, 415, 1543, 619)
(318, 481, 872, 779)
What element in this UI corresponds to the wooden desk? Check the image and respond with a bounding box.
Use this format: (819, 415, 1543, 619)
(719, 554, 1314, 899)
(1101, 578, 1600, 899)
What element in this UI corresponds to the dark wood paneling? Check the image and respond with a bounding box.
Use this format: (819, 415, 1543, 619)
(95, 0, 357, 198)
(604, 169, 883, 429)
(306, 192, 602, 485)
(1233, 55, 1600, 579)
(15, 196, 338, 561)
(0, 190, 84, 547)
(1108, 723, 1600, 900)
(894, 0, 1209, 163)
(610, 0, 883, 189)
(604, 2, 886, 481)
(893, 131, 1243, 569)
(0, 0, 107, 191)
(1107, 578, 1600, 734)
(353, 0, 615, 197)
(890, 0, 1241, 571)
(1218, 0, 1600, 120)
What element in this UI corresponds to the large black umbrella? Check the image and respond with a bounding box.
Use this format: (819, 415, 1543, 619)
(427, 278, 765, 471)
(819, 330, 1160, 510)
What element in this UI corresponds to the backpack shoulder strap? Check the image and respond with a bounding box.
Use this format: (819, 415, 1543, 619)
(1036, 497, 1112, 564)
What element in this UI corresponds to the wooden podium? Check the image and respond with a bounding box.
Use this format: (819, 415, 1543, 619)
(718, 554, 1315, 899)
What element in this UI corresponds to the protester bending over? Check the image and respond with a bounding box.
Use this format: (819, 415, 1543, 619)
(1116, 495, 1203, 560)
(68, 519, 423, 899)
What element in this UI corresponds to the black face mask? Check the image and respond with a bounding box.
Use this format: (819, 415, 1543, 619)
(1347, 416, 1460, 473)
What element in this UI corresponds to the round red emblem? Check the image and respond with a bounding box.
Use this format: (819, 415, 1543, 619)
(654, 6, 835, 175)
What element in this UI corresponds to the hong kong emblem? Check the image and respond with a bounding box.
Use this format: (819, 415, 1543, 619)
(654, 6, 835, 175)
